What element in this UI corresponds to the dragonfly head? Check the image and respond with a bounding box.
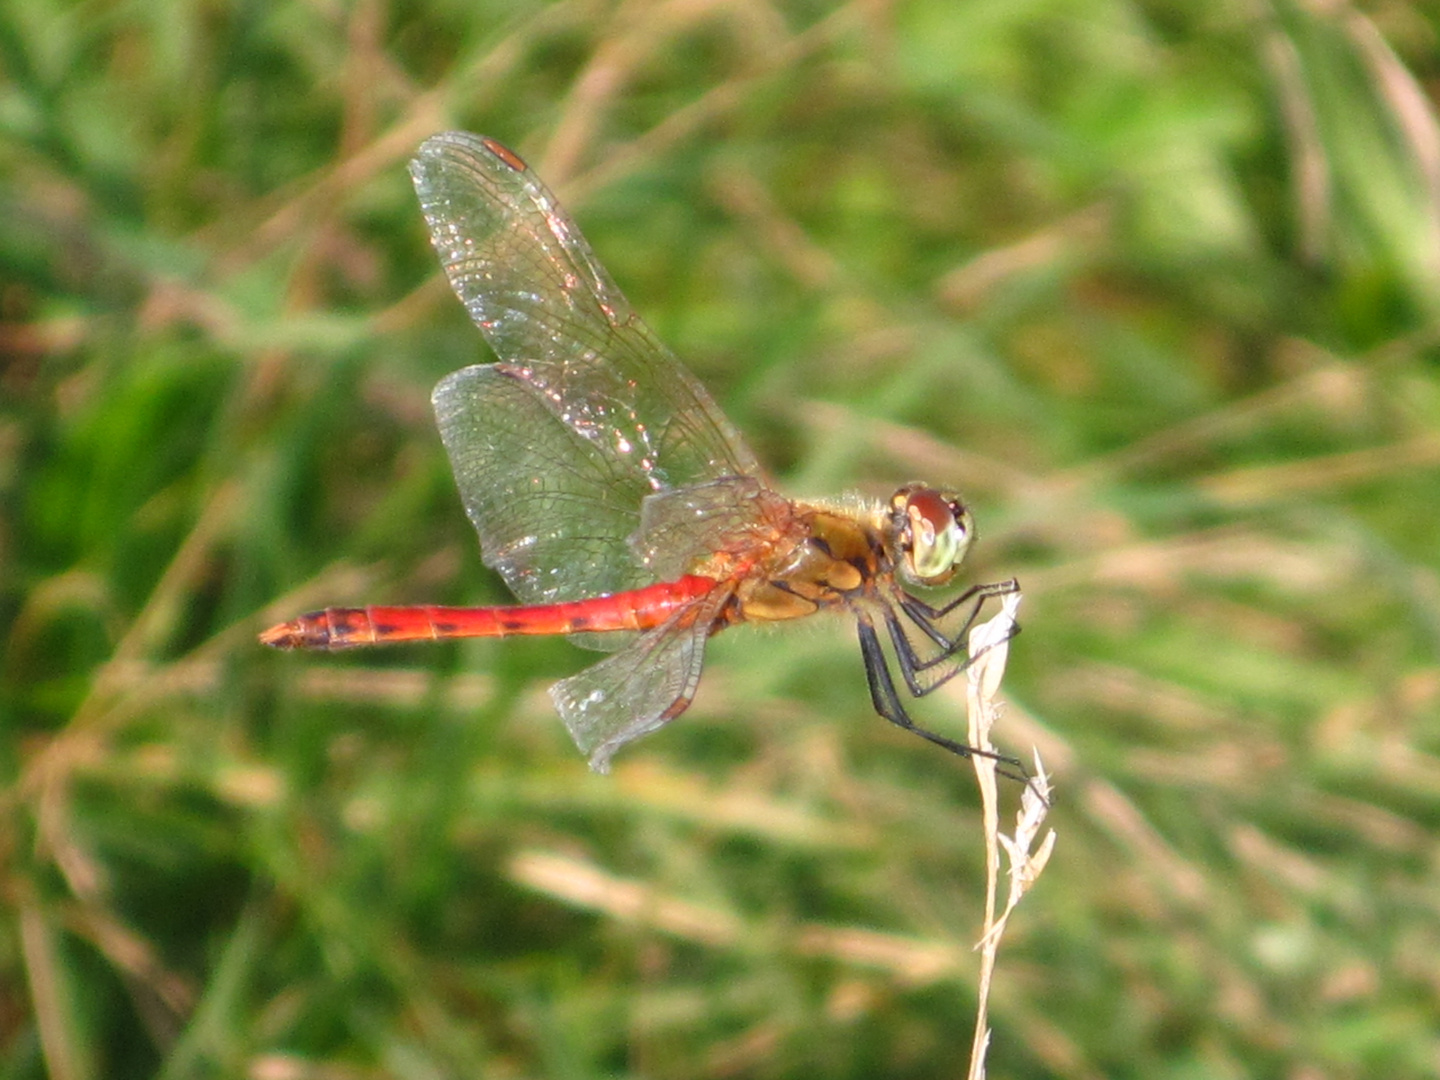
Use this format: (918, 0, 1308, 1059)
(888, 485, 974, 588)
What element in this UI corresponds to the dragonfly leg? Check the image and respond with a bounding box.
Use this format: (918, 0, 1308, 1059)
(909, 577, 1021, 622)
(895, 584, 982, 652)
(888, 586, 1023, 694)
(856, 617, 1029, 784)
(897, 578, 1021, 655)
(884, 609, 970, 696)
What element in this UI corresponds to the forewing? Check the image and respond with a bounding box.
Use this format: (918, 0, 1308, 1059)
(411, 132, 761, 507)
(549, 586, 732, 771)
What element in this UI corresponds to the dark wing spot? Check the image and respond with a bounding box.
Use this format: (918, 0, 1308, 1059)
(481, 137, 527, 172)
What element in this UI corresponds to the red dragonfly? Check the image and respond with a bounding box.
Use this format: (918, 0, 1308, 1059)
(262, 132, 1022, 776)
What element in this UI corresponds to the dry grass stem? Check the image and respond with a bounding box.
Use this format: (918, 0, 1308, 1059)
(965, 592, 1055, 1080)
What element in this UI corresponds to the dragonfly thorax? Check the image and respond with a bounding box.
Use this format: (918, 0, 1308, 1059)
(887, 485, 974, 588)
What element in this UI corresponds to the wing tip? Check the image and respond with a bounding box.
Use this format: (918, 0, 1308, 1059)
(412, 131, 526, 174)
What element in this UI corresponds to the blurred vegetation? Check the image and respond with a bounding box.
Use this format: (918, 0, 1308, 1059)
(4, 0, 1439, 1077)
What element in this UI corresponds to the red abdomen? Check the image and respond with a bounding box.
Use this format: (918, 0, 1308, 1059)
(260, 575, 718, 650)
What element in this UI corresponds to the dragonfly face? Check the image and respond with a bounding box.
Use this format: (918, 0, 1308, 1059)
(887, 485, 975, 589)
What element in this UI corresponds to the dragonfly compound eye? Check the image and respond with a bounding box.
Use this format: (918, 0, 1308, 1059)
(898, 487, 973, 586)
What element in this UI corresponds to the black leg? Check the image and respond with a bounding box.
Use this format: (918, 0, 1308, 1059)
(887, 589, 1024, 696)
(897, 577, 1021, 654)
(885, 608, 952, 693)
(896, 583, 984, 651)
(884, 609, 970, 696)
(904, 577, 1021, 623)
(857, 616, 1031, 785)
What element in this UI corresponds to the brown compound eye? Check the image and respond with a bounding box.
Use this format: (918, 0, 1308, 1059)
(891, 486, 973, 585)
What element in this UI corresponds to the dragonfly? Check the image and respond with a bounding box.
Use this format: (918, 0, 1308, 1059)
(262, 132, 1023, 777)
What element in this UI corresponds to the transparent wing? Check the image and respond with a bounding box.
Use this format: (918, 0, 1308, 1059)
(549, 586, 733, 771)
(630, 476, 797, 581)
(434, 363, 657, 609)
(414, 132, 763, 604)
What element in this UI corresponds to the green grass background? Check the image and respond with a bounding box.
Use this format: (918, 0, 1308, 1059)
(4, 1, 1440, 1077)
